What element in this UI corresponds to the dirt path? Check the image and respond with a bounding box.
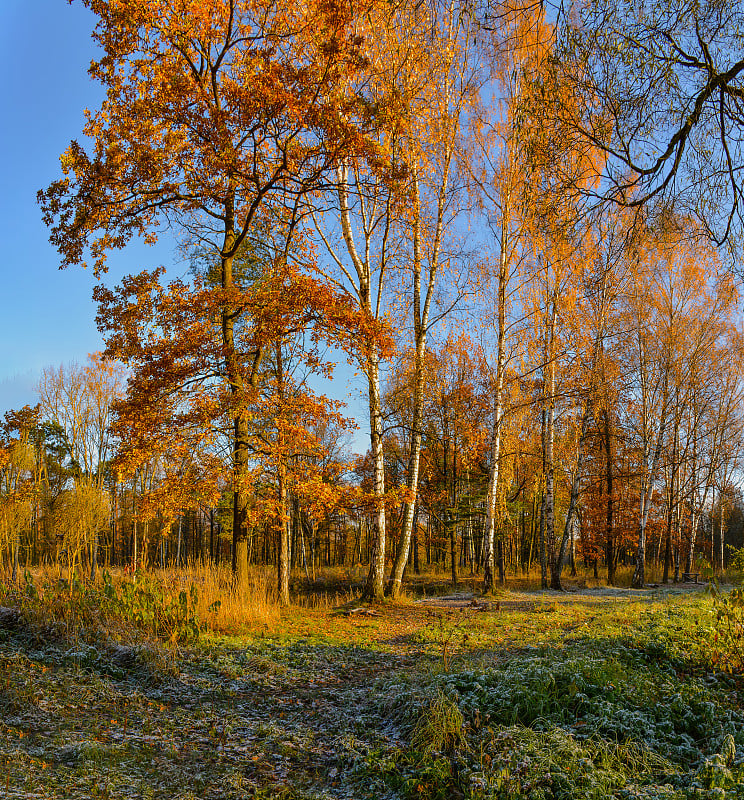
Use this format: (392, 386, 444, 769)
(415, 581, 710, 611)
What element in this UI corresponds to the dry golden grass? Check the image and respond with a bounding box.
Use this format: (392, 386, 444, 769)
(1, 561, 281, 636)
(1, 557, 735, 646)
(150, 560, 281, 632)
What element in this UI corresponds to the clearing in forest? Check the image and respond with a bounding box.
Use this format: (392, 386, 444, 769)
(1, 584, 743, 799)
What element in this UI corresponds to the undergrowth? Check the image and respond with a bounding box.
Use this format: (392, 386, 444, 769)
(708, 582, 744, 674)
(356, 599, 744, 800)
(1, 568, 206, 645)
(2, 572, 744, 799)
(0, 563, 280, 644)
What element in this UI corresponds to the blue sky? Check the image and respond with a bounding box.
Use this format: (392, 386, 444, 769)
(0, 0, 369, 451)
(0, 1, 175, 411)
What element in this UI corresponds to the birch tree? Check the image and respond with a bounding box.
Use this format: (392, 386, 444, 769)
(317, 0, 478, 601)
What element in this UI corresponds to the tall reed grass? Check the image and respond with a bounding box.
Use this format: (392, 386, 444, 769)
(0, 561, 281, 641)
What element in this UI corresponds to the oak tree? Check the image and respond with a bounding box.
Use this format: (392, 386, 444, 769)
(40, 0, 384, 593)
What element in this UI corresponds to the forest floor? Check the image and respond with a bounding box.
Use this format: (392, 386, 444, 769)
(417, 580, 709, 610)
(2, 581, 743, 799)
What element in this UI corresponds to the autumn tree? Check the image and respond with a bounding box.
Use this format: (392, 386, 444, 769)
(37, 353, 127, 578)
(711, 407, 744, 574)
(385, 0, 481, 600)
(472, 4, 605, 591)
(618, 216, 736, 586)
(573, 215, 632, 585)
(0, 406, 40, 581)
(314, 0, 480, 601)
(557, 0, 744, 250)
(469, 3, 555, 593)
(96, 251, 380, 603)
(40, 0, 386, 594)
(521, 176, 594, 592)
(38, 354, 126, 488)
(409, 335, 490, 587)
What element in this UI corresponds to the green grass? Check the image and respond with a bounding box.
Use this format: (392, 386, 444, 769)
(359, 597, 744, 799)
(1, 583, 743, 799)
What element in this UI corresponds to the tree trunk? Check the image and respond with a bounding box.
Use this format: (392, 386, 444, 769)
(277, 467, 290, 606)
(632, 403, 669, 588)
(11, 533, 19, 583)
(663, 417, 679, 584)
(389, 157, 450, 598)
(497, 538, 505, 585)
(685, 507, 700, 575)
(362, 350, 387, 602)
(133, 505, 138, 571)
(719, 496, 725, 574)
(209, 508, 214, 564)
(483, 220, 508, 594)
(275, 343, 291, 606)
(449, 518, 458, 588)
(388, 334, 425, 598)
(334, 165, 388, 604)
(570, 518, 577, 576)
(539, 489, 548, 589)
(90, 528, 98, 582)
(413, 510, 420, 575)
(604, 409, 616, 586)
(544, 297, 559, 589)
(222, 192, 257, 598)
(684, 433, 700, 574)
(555, 399, 592, 586)
(673, 500, 681, 581)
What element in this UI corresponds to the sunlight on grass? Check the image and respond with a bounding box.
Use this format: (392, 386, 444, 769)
(3, 564, 743, 800)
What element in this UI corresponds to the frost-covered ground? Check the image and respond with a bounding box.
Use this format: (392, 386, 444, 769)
(416, 582, 708, 611)
(1, 588, 742, 799)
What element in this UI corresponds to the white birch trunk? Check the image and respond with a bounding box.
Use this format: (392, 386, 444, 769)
(544, 295, 558, 588)
(483, 236, 507, 592)
(632, 392, 669, 588)
(364, 350, 387, 601)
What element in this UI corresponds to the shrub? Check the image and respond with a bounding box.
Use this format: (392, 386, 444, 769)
(709, 582, 744, 674)
(103, 571, 201, 645)
(2, 569, 202, 645)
